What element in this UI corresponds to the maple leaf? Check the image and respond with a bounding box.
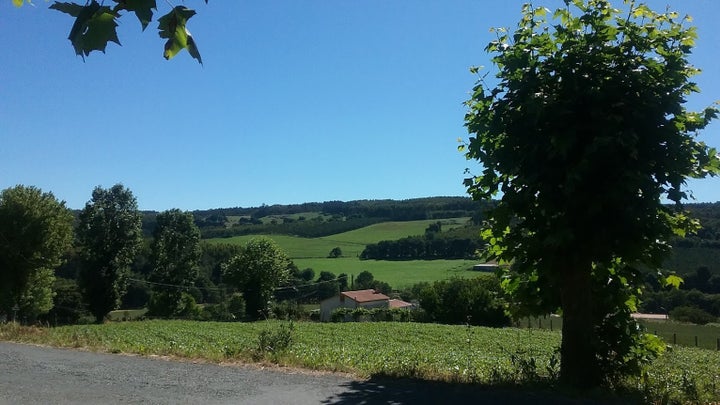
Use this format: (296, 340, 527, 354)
(158, 6, 202, 65)
(50, 1, 120, 59)
(113, 0, 157, 31)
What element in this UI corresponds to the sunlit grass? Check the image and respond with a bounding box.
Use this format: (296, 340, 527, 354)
(1, 320, 718, 402)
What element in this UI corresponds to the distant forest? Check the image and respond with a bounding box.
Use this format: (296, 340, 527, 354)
(129, 197, 720, 270)
(138, 197, 494, 239)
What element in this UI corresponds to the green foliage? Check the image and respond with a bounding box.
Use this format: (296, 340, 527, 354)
(327, 247, 343, 258)
(222, 237, 292, 319)
(77, 184, 142, 323)
(4, 320, 719, 402)
(0, 185, 74, 319)
(418, 276, 510, 327)
(253, 321, 294, 361)
(147, 291, 199, 318)
(463, 0, 718, 388)
(330, 307, 411, 323)
(640, 287, 720, 322)
(50, 1, 119, 59)
(21, 0, 207, 62)
(360, 235, 481, 260)
(294, 258, 481, 290)
(149, 209, 202, 316)
(225, 293, 246, 320)
(44, 278, 87, 325)
(198, 242, 243, 285)
(354, 270, 375, 290)
(669, 306, 717, 325)
(157, 6, 202, 64)
(316, 271, 340, 300)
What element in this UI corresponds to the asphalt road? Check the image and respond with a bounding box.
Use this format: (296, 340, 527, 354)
(0, 342, 612, 404)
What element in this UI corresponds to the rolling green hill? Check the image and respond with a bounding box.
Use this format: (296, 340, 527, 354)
(205, 217, 482, 288)
(206, 218, 471, 259)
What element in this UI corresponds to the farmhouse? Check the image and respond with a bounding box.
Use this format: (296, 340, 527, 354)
(320, 289, 389, 322)
(389, 299, 413, 309)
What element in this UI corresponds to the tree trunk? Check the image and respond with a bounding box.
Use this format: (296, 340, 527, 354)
(559, 265, 601, 389)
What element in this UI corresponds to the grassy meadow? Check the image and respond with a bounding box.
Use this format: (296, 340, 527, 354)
(293, 258, 481, 289)
(2, 320, 719, 403)
(206, 218, 482, 288)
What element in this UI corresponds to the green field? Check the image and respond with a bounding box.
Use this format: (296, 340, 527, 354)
(207, 218, 470, 256)
(206, 218, 480, 289)
(293, 258, 481, 289)
(517, 316, 720, 351)
(2, 320, 718, 403)
(640, 320, 720, 350)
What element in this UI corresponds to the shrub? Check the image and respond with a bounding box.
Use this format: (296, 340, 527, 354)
(670, 306, 717, 325)
(330, 307, 351, 322)
(147, 291, 200, 319)
(226, 293, 246, 320)
(417, 276, 510, 327)
(270, 300, 306, 320)
(254, 321, 295, 360)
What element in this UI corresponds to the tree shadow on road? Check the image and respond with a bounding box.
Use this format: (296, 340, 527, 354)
(321, 375, 627, 405)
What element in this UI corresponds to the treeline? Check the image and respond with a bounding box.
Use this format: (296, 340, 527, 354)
(639, 266, 720, 325)
(194, 197, 487, 221)
(192, 197, 492, 239)
(360, 222, 483, 260)
(201, 217, 383, 239)
(685, 202, 720, 242)
(361, 236, 482, 260)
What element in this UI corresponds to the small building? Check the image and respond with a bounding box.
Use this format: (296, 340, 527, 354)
(320, 289, 389, 322)
(388, 298, 414, 309)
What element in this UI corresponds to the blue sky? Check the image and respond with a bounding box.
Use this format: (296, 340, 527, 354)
(1, 1, 719, 211)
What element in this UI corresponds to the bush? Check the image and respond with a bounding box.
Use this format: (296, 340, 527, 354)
(670, 306, 717, 325)
(417, 276, 510, 327)
(147, 291, 200, 319)
(330, 307, 351, 322)
(226, 293, 246, 320)
(270, 300, 306, 320)
(253, 321, 295, 360)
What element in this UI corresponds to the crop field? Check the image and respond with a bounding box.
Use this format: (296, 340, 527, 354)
(1, 320, 718, 402)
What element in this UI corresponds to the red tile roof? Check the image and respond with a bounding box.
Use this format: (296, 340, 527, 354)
(388, 299, 413, 308)
(341, 289, 389, 303)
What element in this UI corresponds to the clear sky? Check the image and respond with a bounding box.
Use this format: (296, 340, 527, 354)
(1, 1, 719, 211)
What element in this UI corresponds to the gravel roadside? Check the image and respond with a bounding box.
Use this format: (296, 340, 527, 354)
(0, 341, 617, 404)
(0, 342, 350, 405)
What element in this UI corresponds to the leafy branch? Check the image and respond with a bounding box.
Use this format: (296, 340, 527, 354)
(15, 0, 206, 64)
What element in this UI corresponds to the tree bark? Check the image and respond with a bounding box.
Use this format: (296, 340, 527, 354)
(559, 265, 601, 389)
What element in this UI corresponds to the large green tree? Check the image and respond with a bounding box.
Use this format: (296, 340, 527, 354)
(148, 209, 201, 316)
(462, 0, 719, 388)
(222, 237, 292, 319)
(0, 185, 74, 320)
(77, 184, 143, 323)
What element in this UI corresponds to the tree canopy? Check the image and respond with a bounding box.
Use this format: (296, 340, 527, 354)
(0, 185, 74, 320)
(77, 184, 143, 323)
(222, 237, 292, 319)
(462, 0, 719, 388)
(148, 209, 202, 317)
